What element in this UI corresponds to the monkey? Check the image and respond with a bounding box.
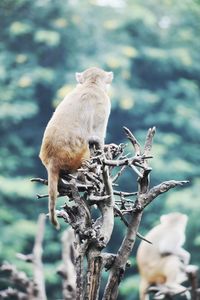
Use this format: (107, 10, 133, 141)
(136, 212, 190, 300)
(39, 67, 113, 229)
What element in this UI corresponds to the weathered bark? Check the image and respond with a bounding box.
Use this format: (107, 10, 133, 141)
(76, 243, 87, 300)
(0, 263, 34, 297)
(57, 228, 77, 300)
(85, 248, 103, 300)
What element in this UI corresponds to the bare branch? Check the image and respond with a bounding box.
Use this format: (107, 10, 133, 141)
(16, 253, 33, 263)
(88, 194, 110, 202)
(139, 180, 189, 209)
(112, 165, 126, 183)
(57, 228, 76, 300)
(143, 126, 156, 156)
(103, 211, 143, 300)
(0, 287, 28, 300)
(32, 214, 47, 300)
(31, 178, 48, 185)
(0, 262, 32, 292)
(113, 190, 137, 197)
(97, 164, 115, 248)
(114, 205, 152, 244)
(103, 155, 152, 167)
(123, 126, 141, 156)
(129, 164, 143, 178)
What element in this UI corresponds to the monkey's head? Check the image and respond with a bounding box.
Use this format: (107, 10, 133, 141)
(160, 212, 188, 229)
(76, 67, 113, 86)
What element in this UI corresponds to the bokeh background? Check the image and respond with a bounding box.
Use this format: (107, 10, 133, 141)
(0, 0, 200, 299)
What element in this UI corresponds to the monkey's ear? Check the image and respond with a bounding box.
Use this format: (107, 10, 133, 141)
(76, 72, 84, 84)
(105, 71, 114, 84)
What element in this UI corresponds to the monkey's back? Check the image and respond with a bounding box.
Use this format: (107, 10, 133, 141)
(137, 228, 166, 283)
(39, 87, 95, 171)
(137, 224, 186, 285)
(39, 83, 110, 171)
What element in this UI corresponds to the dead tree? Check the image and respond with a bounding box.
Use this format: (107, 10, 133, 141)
(31, 126, 190, 300)
(0, 214, 47, 300)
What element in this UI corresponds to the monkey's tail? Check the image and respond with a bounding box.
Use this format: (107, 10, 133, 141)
(48, 163, 60, 230)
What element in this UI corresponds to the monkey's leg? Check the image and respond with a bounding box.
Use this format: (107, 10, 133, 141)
(163, 256, 188, 295)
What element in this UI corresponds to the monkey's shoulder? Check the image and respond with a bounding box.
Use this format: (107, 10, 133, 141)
(77, 85, 109, 102)
(55, 85, 109, 112)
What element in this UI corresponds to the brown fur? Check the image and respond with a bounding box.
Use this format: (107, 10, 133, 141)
(39, 67, 113, 229)
(136, 213, 190, 300)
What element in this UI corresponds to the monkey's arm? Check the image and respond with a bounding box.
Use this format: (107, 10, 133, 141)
(90, 102, 111, 147)
(159, 234, 190, 265)
(85, 106, 104, 150)
(79, 91, 111, 150)
(160, 248, 190, 265)
(177, 248, 190, 265)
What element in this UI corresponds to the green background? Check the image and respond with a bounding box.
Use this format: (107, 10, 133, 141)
(0, 0, 200, 299)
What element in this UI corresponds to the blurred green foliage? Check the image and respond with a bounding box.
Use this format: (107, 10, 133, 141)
(0, 0, 200, 298)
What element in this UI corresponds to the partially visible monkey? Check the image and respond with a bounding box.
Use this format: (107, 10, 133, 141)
(136, 213, 190, 300)
(39, 67, 113, 229)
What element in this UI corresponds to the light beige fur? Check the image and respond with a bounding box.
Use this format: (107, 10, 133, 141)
(39, 67, 113, 229)
(136, 213, 190, 300)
